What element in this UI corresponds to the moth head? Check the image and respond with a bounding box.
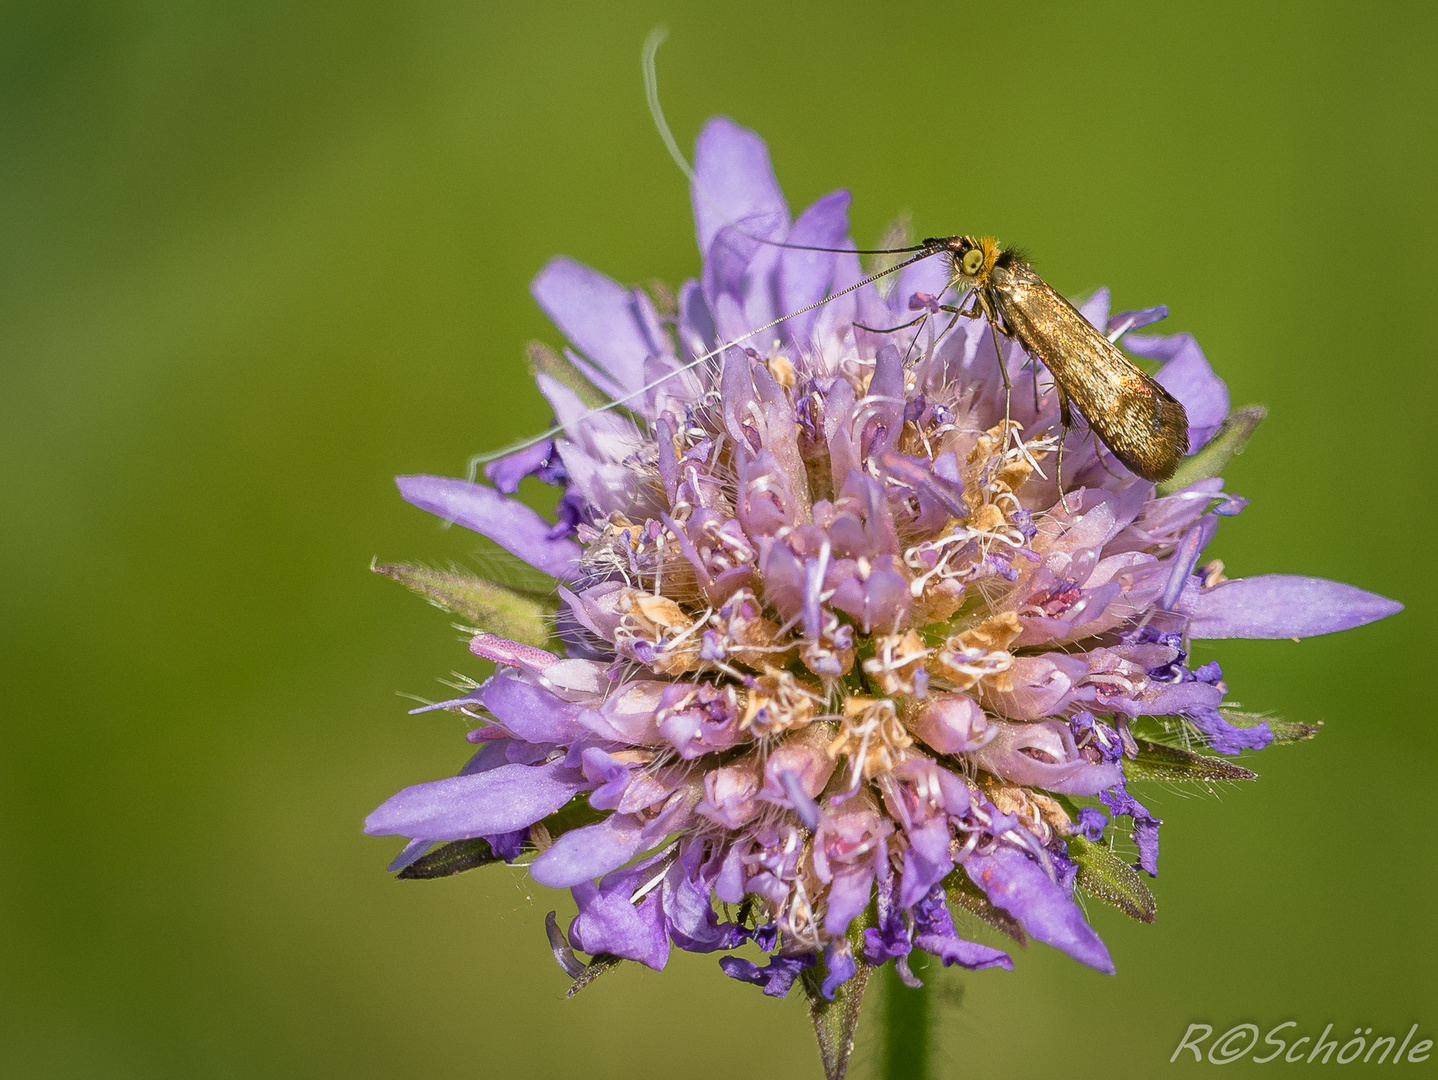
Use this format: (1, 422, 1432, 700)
(941, 235, 999, 282)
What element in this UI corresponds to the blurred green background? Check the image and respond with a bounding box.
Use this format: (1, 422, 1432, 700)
(1, 2, 1433, 1076)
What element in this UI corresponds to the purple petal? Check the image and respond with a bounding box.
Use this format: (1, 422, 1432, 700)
(1101, 783, 1162, 876)
(1106, 305, 1168, 338)
(801, 549, 827, 641)
(663, 858, 746, 953)
(529, 813, 648, 888)
(385, 837, 435, 872)
(705, 237, 766, 326)
(719, 953, 813, 998)
(909, 693, 988, 754)
(655, 686, 743, 759)
(569, 868, 670, 971)
(479, 671, 588, 744)
(776, 770, 822, 830)
(714, 843, 748, 904)
(1079, 287, 1110, 328)
(759, 733, 835, 808)
(395, 475, 581, 581)
(484, 827, 529, 862)
(364, 759, 586, 840)
(483, 440, 558, 495)
(780, 189, 851, 345)
(677, 279, 715, 358)
(1179, 574, 1402, 639)
(578, 747, 634, 810)
(1160, 514, 1218, 610)
(984, 653, 1089, 721)
(696, 761, 762, 829)
(536, 372, 642, 467)
(861, 924, 910, 966)
(531, 257, 668, 395)
(964, 846, 1115, 973)
(1075, 807, 1108, 842)
(823, 862, 876, 937)
(719, 349, 759, 452)
(911, 887, 1013, 971)
(970, 719, 1124, 796)
(933, 768, 971, 817)
(458, 738, 514, 774)
(867, 345, 905, 455)
(862, 860, 910, 964)
(820, 939, 857, 1000)
(692, 116, 789, 260)
(1186, 705, 1273, 756)
(913, 929, 1013, 972)
(898, 819, 954, 908)
(579, 678, 667, 745)
(877, 449, 968, 519)
(548, 489, 586, 539)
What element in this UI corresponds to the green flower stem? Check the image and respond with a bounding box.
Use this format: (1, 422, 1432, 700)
(882, 963, 929, 1080)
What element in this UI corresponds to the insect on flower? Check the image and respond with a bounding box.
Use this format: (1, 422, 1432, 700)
(756, 230, 1192, 483)
(920, 234, 1189, 483)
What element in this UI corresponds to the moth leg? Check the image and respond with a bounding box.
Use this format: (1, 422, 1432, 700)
(1090, 426, 1123, 481)
(1055, 384, 1072, 510)
(854, 312, 935, 367)
(940, 301, 981, 320)
(985, 314, 1015, 450)
(906, 309, 963, 367)
(941, 300, 1013, 442)
(853, 313, 928, 335)
(900, 314, 930, 365)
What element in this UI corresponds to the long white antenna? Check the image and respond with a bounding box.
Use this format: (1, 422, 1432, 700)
(643, 27, 697, 188)
(469, 247, 939, 466)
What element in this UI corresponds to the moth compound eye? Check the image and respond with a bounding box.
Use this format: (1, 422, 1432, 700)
(962, 248, 985, 276)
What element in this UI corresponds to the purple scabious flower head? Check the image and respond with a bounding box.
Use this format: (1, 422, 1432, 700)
(366, 117, 1401, 1070)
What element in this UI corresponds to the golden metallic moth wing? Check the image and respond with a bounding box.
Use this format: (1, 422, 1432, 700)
(988, 263, 1188, 482)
